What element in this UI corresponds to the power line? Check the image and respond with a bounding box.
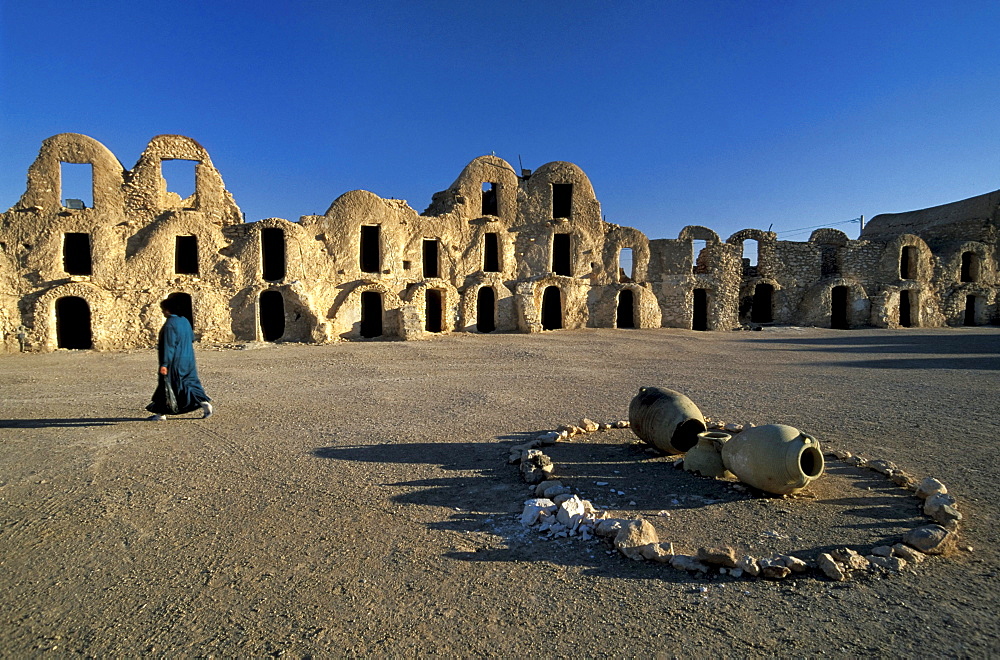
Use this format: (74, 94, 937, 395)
(776, 217, 863, 239)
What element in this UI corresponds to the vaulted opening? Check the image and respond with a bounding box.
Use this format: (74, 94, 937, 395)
(360, 225, 381, 273)
(55, 296, 92, 349)
(616, 289, 635, 328)
(175, 235, 199, 275)
(552, 233, 571, 276)
(360, 291, 383, 338)
(481, 182, 498, 216)
(484, 232, 500, 272)
(820, 244, 840, 278)
(831, 286, 849, 329)
(166, 292, 194, 331)
(63, 232, 93, 275)
(618, 247, 634, 283)
(259, 290, 285, 341)
(899, 290, 914, 327)
(692, 288, 708, 331)
(261, 227, 286, 282)
(751, 283, 774, 323)
(742, 239, 759, 276)
(964, 295, 978, 326)
(425, 289, 444, 333)
(961, 251, 980, 283)
(476, 287, 496, 333)
(60, 162, 93, 208)
(161, 159, 198, 202)
(692, 240, 707, 274)
(541, 286, 562, 330)
(900, 246, 918, 279)
(422, 239, 439, 279)
(552, 183, 572, 219)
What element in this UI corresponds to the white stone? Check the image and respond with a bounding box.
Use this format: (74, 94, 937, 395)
(817, 553, 845, 581)
(614, 519, 659, 561)
(556, 495, 587, 529)
(914, 477, 947, 500)
(519, 498, 556, 526)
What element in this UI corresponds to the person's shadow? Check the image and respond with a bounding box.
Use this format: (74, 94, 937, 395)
(0, 417, 151, 428)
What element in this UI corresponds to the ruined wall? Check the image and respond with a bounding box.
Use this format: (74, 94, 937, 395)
(1, 133, 997, 353)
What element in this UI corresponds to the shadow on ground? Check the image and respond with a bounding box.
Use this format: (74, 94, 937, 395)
(314, 432, 927, 581)
(0, 417, 150, 428)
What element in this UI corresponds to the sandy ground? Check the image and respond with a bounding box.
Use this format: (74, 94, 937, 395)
(1, 326, 999, 657)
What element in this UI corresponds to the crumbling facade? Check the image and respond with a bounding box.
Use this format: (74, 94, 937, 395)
(1, 133, 996, 352)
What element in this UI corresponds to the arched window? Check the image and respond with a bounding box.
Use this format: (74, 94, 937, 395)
(261, 228, 286, 282)
(961, 252, 980, 282)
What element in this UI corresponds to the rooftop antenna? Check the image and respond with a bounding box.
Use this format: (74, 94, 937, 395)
(518, 154, 531, 179)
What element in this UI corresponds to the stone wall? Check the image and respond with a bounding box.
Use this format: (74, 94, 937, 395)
(1, 133, 997, 352)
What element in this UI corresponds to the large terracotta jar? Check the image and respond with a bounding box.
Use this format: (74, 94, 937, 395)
(684, 431, 736, 478)
(720, 424, 824, 495)
(628, 387, 706, 455)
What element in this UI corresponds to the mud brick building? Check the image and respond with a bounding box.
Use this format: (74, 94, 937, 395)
(1, 133, 996, 352)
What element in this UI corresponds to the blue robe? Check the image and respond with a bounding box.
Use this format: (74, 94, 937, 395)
(146, 314, 210, 415)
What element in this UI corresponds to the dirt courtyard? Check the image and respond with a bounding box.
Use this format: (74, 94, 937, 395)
(2, 327, 999, 657)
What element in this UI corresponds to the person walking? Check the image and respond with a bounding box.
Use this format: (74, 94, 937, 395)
(146, 297, 213, 420)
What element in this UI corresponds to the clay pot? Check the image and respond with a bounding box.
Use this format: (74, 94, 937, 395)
(684, 431, 736, 478)
(720, 424, 824, 495)
(628, 387, 706, 455)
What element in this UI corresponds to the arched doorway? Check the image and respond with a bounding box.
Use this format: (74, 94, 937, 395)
(692, 289, 708, 331)
(166, 292, 194, 331)
(831, 286, 849, 329)
(541, 286, 562, 330)
(360, 291, 383, 338)
(259, 290, 285, 341)
(55, 296, 92, 349)
(899, 290, 914, 327)
(616, 290, 635, 328)
(751, 284, 773, 323)
(425, 289, 444, 333)
(476, 287, 496, 333)
(965, 295, 978, 326)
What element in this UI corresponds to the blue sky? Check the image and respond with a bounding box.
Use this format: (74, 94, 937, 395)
(2, 1, 999, 242)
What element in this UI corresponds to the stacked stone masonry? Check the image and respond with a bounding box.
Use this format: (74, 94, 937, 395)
(1, 133, 997, 352)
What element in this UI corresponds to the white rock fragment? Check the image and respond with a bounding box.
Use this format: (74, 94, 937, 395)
(556, 495, 587, 529)
(640, 542, 675, 563)
(520, 498, 556, 526)
(778, 555, 809, 573)
(891, 543, 926, 564)
(904, 524, 956, 555)
(737, 555, 761, 577)
(614, 519, 659, 561)
(580, 418, 599, 433)
(816, 553, 846, 581)
(534, 480, 563, 497)
(592, 518, 625, 538)
(871, 545, 894, 558)
(543, 485, 571, 500)
(914, 477, 948, 500)
(670, 554, 710, 573)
